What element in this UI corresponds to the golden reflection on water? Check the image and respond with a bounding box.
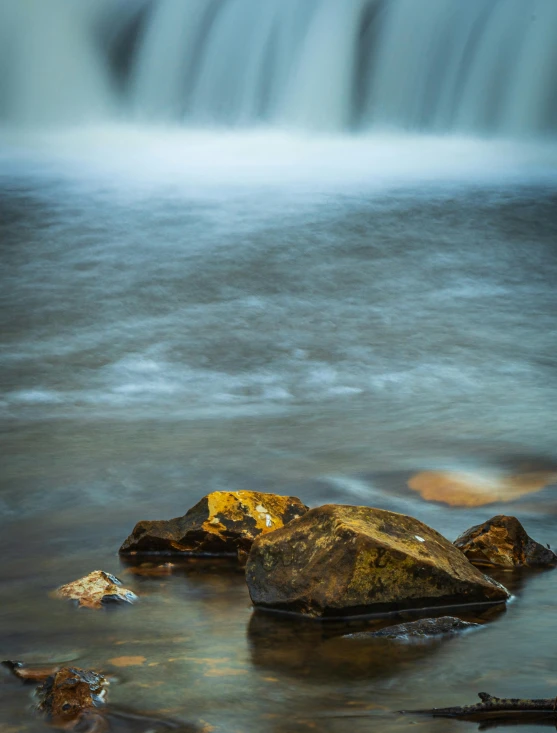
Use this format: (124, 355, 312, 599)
(407, 470, 557, 507)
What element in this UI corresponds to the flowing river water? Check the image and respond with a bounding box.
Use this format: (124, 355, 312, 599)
(2, 1, 557, 731)
(1, 128, 557, 733)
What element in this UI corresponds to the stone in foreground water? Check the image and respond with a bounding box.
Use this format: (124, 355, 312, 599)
(246, 504, 510, 618)
(454, 515, 557, 568)
(55, 570, 137, 609)
(119, 490, 308, 556)
(36, 667, 107, 723)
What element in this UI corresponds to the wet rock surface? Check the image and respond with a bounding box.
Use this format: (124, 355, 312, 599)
(454, 515, 557, 568)
(36, 667, 107, 723)
(119, 490, 308, 556)
(246, 504, 510, 618)
(55, 570, 138, 609)
(343, 616, 480, 640)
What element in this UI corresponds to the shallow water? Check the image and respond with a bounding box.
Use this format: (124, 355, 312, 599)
(1, 129, 557, 731)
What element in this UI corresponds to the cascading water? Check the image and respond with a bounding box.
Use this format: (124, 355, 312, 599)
(0, 0, 556, 134)
(0, 0, 116, 124)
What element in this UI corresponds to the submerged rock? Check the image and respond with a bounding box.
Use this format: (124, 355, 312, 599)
(119, 490, 308, 556)
(343, 616, 480, 640)
(246, 504, 510, 618)
(454, 515, 557, 568)
(55, 570, 137, 609)
(36, 667, 107, 724)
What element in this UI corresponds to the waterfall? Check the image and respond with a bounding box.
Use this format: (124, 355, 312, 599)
(0, 0, 556, 135)
(0, 0, 116, 124)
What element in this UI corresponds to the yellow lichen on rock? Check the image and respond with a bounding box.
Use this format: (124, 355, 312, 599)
(203, 491, 291, 537)
(119, 491, 308, 556)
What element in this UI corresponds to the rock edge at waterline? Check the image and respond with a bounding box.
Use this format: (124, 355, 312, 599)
(246, 504, 510, 618)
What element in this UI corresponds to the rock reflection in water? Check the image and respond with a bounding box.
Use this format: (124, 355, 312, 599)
(118, 555, 246, 597)
(247, 604, 504, 682)
(469, 720, 557, 731)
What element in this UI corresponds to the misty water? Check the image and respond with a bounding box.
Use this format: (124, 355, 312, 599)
(2, 1, 557, 731)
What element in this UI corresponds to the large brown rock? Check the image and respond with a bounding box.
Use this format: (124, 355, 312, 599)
(119, 490, 308, 556)
(454, 515, 557, 568)
(36, 667, 107, 724)
(55, 570, 137, 609)
(246, 504, 510, 618)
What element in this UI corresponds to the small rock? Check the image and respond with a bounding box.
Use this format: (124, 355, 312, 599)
(454, 515, 557, 568)
(36, 667, 107, 723)
(119, 490, 308, 556)
(55, 570, 137, 609)
(246, 504, 510, 618)
(343, 616, 480, 640)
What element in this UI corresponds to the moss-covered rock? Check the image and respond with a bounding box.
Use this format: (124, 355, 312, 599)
(55, 570, 137, 609)
(119, 490, 308, 556)
(454, 515, 557, 568)
(246, 504, 510, 618)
